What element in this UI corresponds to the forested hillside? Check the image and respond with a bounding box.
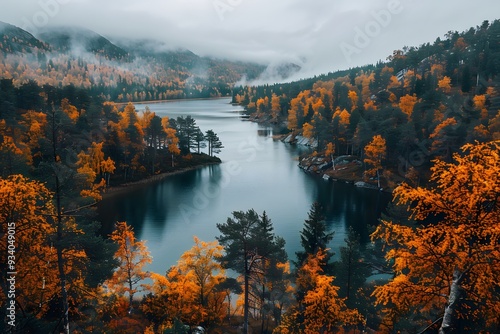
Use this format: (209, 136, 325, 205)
(234, 19, 500, 188)
(0, 21, 269, 101)
(0, 17, 499, 334)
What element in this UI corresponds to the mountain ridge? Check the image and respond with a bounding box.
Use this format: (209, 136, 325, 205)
(0, 20, 301, 94)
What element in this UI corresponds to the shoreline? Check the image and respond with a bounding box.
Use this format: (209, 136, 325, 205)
(101, 162, 220, 198)
(115, 96, 232, 107)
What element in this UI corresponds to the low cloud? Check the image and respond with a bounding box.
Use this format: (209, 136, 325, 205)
(0, 0, 499, 79)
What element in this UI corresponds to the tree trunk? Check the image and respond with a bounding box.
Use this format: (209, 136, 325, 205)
(128, 275, 134, 314)
(261, 283, 266, 333)
(243, 258, 249, 334)
(152, 146, 156, 175)
(346, 248, 352, 301)
(439, 269, 464, 334)
(52, 110, 70, 334)
(55, 186, 70, 334)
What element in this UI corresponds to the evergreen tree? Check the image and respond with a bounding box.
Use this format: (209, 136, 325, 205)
(205, 129, 223, 156)
(216, 209, 286, 334)
(334, 227, 371, 310)
(251, 212, 288, 331)
(175, 115, 199, 154)
(461, 65, 472, 93)
(194, 128, 206, 154)
(216, 210, 259, 334)
(295, 202, 334, 269)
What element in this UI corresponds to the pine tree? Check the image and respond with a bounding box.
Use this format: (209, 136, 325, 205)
(216, 209, 286, 334)
(461, 65, 472, 93)
(295, 202, 334, 269)
(205, 129, 223, 157)
(335, 227, 371, 309)
(194, 128, 206, 154)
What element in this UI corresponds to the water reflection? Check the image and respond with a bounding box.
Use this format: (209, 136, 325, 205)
(97, 98, 392, 274)
(257, 128, 272, 137)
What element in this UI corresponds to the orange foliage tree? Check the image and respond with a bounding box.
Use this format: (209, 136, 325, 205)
(302, 122, 314, 139)
(271, 93, 281, 122)
(473, 94, 488, 120)
(106, 222, 152, 313)
(398, 94, 418, 119)
(437, 76, 452, 93)
(364, 135, 386, 188)
(276, 249, 364, 333)
(0, 175, 108, 332)
(142, 237, 227, 331)
(429, 117, 459, 161)
(372, 141, 500, 333)
(176, 237, 227, 327)
(0, 175, 57, 323)
(348, 90, 358, 111)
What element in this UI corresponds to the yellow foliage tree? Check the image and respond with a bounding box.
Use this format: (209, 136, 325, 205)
(0, 175, 58, 319)
(61, 98, 79, 123)
(303, 274, 365, 333)
(372, 141, 500, 332)
(399, 94, 418, 119)
(271, 93, 281, 122)
(302, 122, 314, 139)
(489, 110, 500, 140)
(387, 75, 401, 89)
(0, 175, 94, 330)
(287, 107, 298, 131)
(348, 90, 358, 111)
(161, 116, 180, 167)
(177, 237, 227, 326)
(364, 135, 386, 188)
(363, 99, 377, 111)
(106, 222, 152, 313)
(429, 117, 458, 160)
(143, 237, 227, 329)
(473, 94, 488, 120)
(438, 76, 452, 93)
(167, 268, 204, 325)
(325, 142, 335, 165)
(277, 249, 364, 333)
(76, 142, 115, 200)
(338, 109, 350, 127)
(20, 110, 47, 153)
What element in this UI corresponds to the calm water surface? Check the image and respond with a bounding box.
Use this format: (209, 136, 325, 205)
(97, 98, 391, 274)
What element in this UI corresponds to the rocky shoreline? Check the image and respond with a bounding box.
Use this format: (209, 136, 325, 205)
(297, 154, 388, 191)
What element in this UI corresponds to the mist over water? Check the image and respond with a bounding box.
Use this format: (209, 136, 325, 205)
(97, 98, 391, 274)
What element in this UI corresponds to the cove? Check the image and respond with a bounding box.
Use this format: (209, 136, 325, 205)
(97, 98, 392, 275)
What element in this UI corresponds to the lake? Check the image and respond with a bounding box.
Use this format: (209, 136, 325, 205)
(97, 98, 392, 275)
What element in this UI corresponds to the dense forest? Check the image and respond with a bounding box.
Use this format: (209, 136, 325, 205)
(0, 18, 499, 334)
(233, 19, 500, 189)
(0, 21, 275, 101)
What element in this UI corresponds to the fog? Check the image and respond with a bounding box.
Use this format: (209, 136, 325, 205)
(1, 0, 499, 78)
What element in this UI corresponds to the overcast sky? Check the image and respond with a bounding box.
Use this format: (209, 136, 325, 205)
(1, 0, 499, 79)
